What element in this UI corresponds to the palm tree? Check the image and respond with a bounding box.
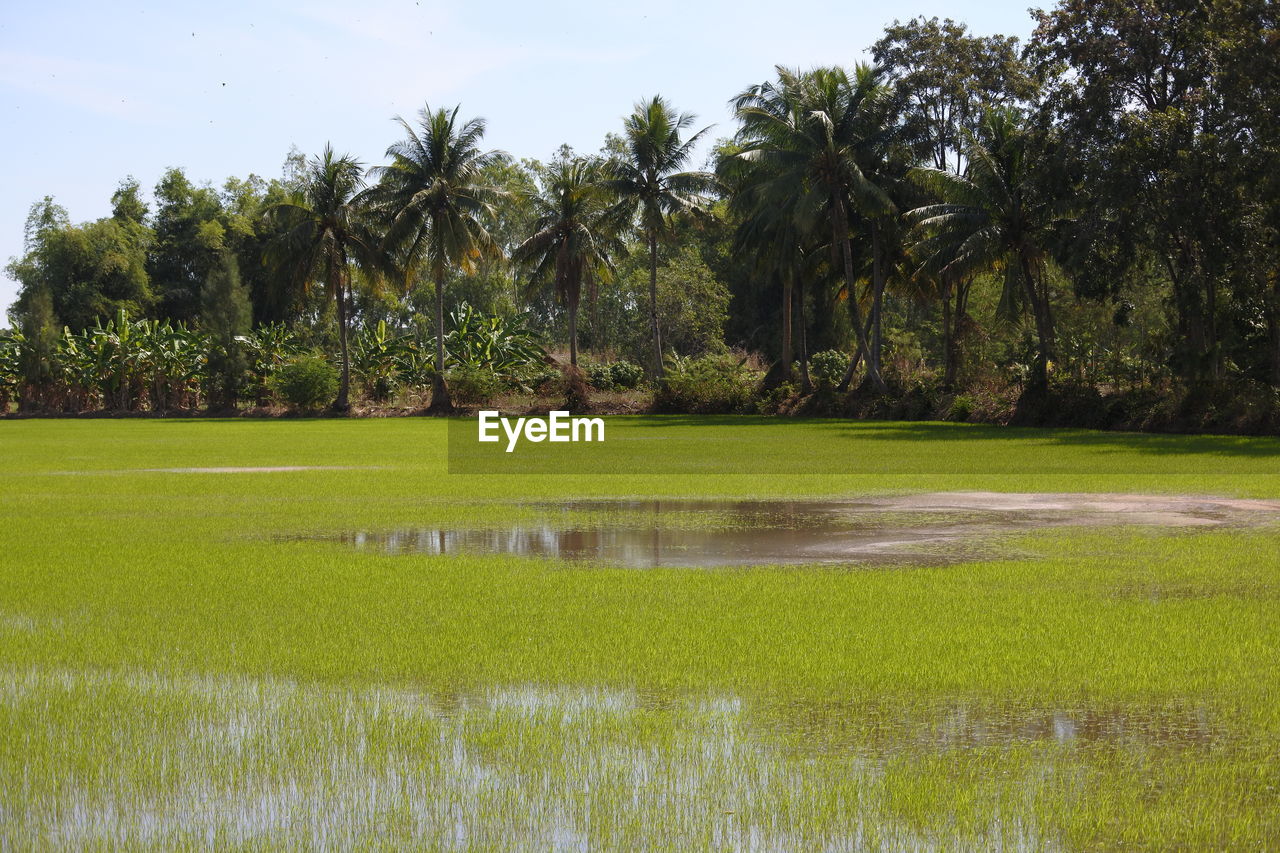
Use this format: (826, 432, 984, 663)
(368, 104, 505, 412)
(907, 107, 1060, 388)
(513, 156, 623, 367)
(607, 96, 715, 377)
(731, 65, 895, 393)
(264, 145, 379, 411)
(720, 142, 809, 388)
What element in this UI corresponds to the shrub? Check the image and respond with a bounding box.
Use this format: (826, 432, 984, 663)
(808, 349, 847, 391)
(447, 364, 504, 406)
(609, 360, 645, 390)
(949, 393, 975, 422)
(654, 352, 763, 414)
(756, 381, 799, 415)
(585, 361, 615, 390)
(586, 359, 646, 392)
(514, 362, 561, 395)
(270, 354, 338, 412)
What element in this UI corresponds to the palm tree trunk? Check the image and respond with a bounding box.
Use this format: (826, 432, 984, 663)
(781, 273, 793, 382)
(430, 266, 452, 412)
(648, 231, 663, 378)
(568, 293, 579, 368)
(837, 310, 877, 391)
(1020, 253, 1053, 389)
(334, 278, 351, 411)
(941, 272, 955, 390)
(870, 222, 885, 380)
(798, 279, 812, 393)
(833, 195, 885, 393)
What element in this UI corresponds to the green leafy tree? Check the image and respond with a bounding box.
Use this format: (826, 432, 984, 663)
(200, 252, 251, 409)
(6, 197, 153, 332)
(606, 97, 716, 377)
(1031, 0, 1280, 387)
(874, 17, 1035, 173)
(16, 286, 60, 411)
(149, 168, 227, 322)
(369, 104, 505, 412)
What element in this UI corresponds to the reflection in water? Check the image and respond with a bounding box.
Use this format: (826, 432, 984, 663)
(304, 494, 1280, 568)
(759, 697, 1220, 754)
(334, 519, 966, 567)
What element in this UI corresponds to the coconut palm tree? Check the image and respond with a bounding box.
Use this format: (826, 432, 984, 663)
(731, 65, 895, 393)
(908, 107, 1060, 388)
(368, 104, 505, 412)
(720, 140, 809, 388)
(264, 145, 379, 411)
(512, 156, 623, 367)
(606, 96, 715, 377)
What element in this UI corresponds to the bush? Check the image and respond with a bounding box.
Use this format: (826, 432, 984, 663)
(654, 352, 763, 414)
(608, 360, 645, 390)
(270, 354, 338, 411)
(586, 359, 646, 392)
(808, 349, 847, 391)
(948, 393, 975, 422)
(447, 364, 504, 406)
(756, 381, 799, 415)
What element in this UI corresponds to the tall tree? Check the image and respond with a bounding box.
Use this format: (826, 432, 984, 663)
(369, 104, 505, 412)
(873, 17, 1035, 173)
(5, 196, 152, 332)
(731, 65, 894, 392)
(16, 286, 59, 412)
(265, 145, 379, 411)
(1030, 0, 1243, 383)
(149, 168, 226, 323)
(200, 252, 251, 410)
(606, 96, 715, 377)
(908, 108, 1064, 389)
(873, 17, 1037, 387)
(513, 156, 622, 366)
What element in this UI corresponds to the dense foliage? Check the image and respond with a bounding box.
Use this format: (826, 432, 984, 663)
(4, 2, 1278, 428)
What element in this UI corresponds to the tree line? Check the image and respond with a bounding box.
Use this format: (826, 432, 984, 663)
(5, 2, 1278, 426)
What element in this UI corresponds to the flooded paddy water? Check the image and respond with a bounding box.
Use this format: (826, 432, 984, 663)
(0, 668, 1240, 850)
(7, 490, 1276, 848)
(306, 492, 1280, 568)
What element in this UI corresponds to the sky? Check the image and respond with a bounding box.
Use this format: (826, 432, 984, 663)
(0, 0, 1041, 319)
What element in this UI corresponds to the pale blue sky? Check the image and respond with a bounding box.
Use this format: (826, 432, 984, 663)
(1, 0, 1040, 318)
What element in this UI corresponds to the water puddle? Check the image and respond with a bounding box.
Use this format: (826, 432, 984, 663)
(299, 493, 1280, 568)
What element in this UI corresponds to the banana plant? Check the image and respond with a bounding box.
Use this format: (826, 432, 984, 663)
(351, 320, 415, 402)
(0, 331, 22, 411)
(440, 302, 546, 377)
(240, 324, 304, 405)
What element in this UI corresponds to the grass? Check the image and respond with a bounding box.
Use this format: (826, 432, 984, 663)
(1, 417, 1278, 849)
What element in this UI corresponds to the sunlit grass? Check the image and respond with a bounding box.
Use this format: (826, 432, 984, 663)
(1, 417, 1278, 848)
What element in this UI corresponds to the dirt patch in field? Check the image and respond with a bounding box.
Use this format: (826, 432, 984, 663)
(48, 466, 376, 475)
(143, 466, 366, 474)
(303, 492, 1280, 568)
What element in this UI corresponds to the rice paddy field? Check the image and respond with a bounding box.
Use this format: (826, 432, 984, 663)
(2, 417, 1279, 850)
